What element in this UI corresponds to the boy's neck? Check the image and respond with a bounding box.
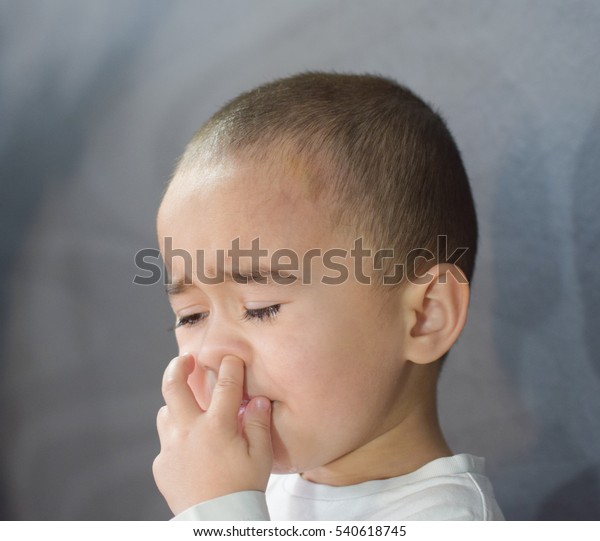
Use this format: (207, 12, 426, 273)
(300, 367, 451, 486)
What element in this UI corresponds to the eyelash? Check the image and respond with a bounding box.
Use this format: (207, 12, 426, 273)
(170, 304, 281, 330)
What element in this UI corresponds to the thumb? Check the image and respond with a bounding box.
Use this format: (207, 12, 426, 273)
(244, 397, 273, 463)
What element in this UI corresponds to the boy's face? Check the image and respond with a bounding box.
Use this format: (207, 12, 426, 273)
(157, 157, 411, 476)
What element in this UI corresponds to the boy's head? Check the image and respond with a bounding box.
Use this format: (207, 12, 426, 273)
(157, 72, 477, 480)
(174, 71, 477, 287)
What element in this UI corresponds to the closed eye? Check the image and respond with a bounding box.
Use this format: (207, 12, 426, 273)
(171, 304, 281, 331)
(242, 304, 281, 322)
(171, 312, 208, 330)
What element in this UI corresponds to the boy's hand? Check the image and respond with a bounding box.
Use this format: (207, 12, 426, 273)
(152, 354, 273, 515)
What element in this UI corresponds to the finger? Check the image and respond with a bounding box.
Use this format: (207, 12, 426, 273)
(162, 353, 202, 425)
(186, 358, 212, 411)
(208, 355, 244, 430)
(244, 397, 273, 464)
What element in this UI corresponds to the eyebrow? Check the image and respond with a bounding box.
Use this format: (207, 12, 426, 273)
(165, 267, 300, 296)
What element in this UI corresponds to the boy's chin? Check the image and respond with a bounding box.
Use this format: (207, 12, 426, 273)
(270, 439, 325, 476)
(269, 432, 304, 475)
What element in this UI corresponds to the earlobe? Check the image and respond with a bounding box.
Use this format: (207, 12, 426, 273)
(404, 264, 470, 364)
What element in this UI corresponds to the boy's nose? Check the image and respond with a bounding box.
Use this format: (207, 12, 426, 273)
(184, 352, 247, 410)
(179, 317, 251, 374)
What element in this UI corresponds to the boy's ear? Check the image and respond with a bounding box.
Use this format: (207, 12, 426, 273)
(402, 264, 470, 365)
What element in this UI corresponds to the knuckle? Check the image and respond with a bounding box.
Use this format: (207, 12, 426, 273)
(245, 418, 270, 432)
(156, 405, 168, 428)
(162, 378, 181, 400)
(161, 375, 179, 397)
(157, 405, 169, 418)
(152, 455, 162, 479)
(215, 375, 238, 391)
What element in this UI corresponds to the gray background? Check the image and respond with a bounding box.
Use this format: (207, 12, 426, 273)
(1, 0, 599, 520)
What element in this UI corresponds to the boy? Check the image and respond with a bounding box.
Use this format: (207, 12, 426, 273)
(152, 72, 504, 520)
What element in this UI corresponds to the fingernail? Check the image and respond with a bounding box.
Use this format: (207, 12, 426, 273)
(254, 397, 271, 411)
(220, 355, 242, 373)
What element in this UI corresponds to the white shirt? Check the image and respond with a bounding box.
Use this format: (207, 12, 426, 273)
(173, 454, 504, 521)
